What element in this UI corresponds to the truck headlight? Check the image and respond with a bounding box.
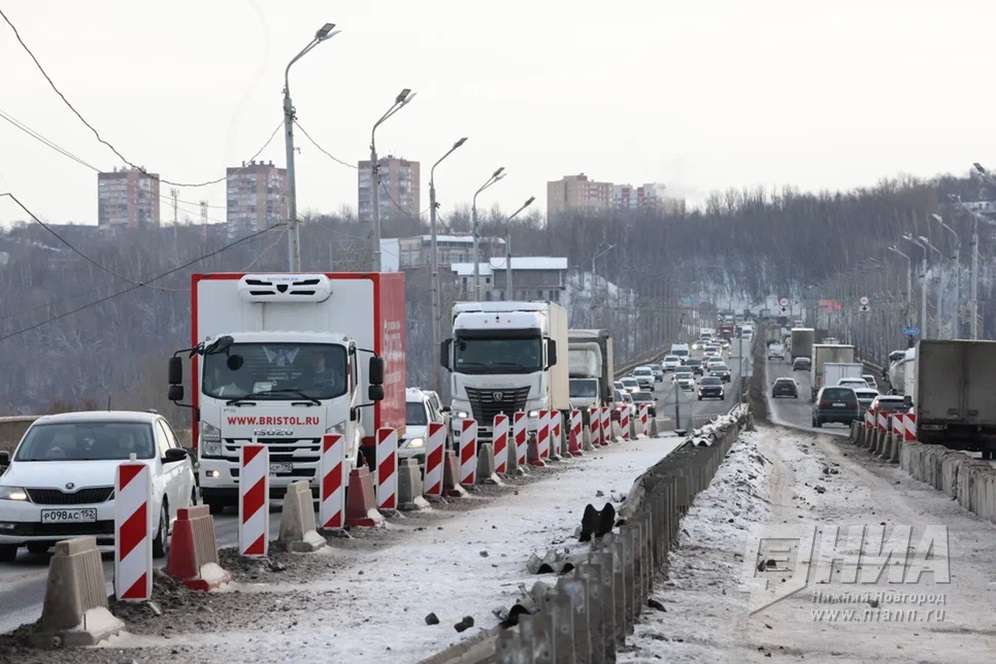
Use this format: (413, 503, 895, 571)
(528, 410, 540, 418)
(0, 486, 28, 501)
(406, 437, 424, 449)
(200, 421, 223, 458)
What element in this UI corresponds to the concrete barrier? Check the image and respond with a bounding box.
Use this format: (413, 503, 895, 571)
(477, 442, 500, 485)
(443, 449, 469, 497)
(278, 480, 326, 552)
(398, 458, 430, 511)
(32, 537, 124, 647)
(346, 467, 385, 528)
(166, 505, 231, 590)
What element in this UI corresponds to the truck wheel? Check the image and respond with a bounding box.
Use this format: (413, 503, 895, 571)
(206, 498, 226, 515)
(0, 544, 16, 563)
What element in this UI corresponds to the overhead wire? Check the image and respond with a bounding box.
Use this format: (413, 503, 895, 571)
(293, 120, 358, 170)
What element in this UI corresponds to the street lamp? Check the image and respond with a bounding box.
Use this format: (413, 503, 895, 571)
(887, 245, 913, 329)
(429, 137, 468, 392)
(369, 88, 417, 271)
(283, 22, 341, 271)
(503, 196, 536, 301)
(590, 243, 616, 326)
(902, 234, 930, 338)
(471, 167, 506, 299)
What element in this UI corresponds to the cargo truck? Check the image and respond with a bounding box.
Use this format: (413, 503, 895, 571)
(824, 362, 864, 389)
(442, 302, 569, 444)
(790, 328, 815, 361)
(167, 272, 405, 513)
(915, 340, 996, 457)
(810, 344, 856, 401)
(568, 329, 614, 411)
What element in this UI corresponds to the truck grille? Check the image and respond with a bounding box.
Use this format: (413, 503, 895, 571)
(465, 387, 530, 430)
(223, 437, 321, 464)
(26, 487, 114, 505)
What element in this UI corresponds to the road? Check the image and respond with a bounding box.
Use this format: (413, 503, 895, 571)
(764, 354, 849, 438)
(645, 346, 744, 432)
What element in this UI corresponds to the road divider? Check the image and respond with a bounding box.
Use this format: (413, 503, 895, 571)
(346, 466, 385, 528)
(398, 458, 430, 511)
(166, 505, 231, 591)
(115, 461, 152, 601)
(239, 443, 269, 557)
(319, 434, 346, 530)
(278, 480, 326, 552)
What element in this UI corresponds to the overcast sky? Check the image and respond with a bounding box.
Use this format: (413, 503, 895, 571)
(1, 0, 994, 227)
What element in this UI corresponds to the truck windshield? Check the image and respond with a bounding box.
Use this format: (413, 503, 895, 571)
(570, 379, 598, 398)
(454, 336, 542, 374)
(202, 343, 348, 400)
(15, 422, 154, 461)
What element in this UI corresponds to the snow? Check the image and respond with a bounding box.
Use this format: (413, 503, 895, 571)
(100, 433, 686, 663)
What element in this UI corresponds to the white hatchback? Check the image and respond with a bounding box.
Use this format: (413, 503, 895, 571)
(0, 411, 196, 562)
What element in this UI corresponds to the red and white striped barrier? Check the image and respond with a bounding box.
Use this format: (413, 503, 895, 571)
(551, 410, 563, 455)
(512, 411, 527, 469)
(239, 442, 269, 557)
(904, 412, 918, 442)
(600, 407, 611, 446)
(319, 434, 345, 530)
(588, 407, 601, 446)
(115, 461, 152, 601)
(877, 412, 888, 433)
(568, 409, 583, 456)
(493, 414, 510, 476)
(639, 405, 649, 436)
(620, 408, 630, 441)
(536, 410, 550, 460)
(376, 428, 398, 512)
(459, 419, 478, 487)
(424, 422, 447, 497)
(892, 414, 904, 439)
(864, 409, 874, 430)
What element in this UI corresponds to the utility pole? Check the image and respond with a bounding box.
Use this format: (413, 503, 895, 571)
(283, 23, 339, 272)
(501, 196, 535, 301)
(472, 168, 506, 299)
(429, 138, 467, 393)
(170, 188, 178, 225)
(971, 218, 979, 339)
(673, 380, 680, 431)
(369, 88, 416, 272)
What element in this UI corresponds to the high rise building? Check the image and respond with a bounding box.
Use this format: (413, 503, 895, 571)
(225, 160, 288, 238)
(548, 174, 684, 219)
(97, 168, 160, 228)
(357, 155, 421, 225)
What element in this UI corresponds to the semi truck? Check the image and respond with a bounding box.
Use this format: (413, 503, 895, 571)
(790, 327, 815, 361)
(915, 340, 996, 457)
(442, 301, 569, 443)
(810, 344, 856, 401)
(167, 272, 406, 512)
(568, 329, 614, 411)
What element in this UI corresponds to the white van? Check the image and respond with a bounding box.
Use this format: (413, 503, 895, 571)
(670, 343, 690, 360)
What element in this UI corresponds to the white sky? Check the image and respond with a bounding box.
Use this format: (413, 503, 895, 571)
(1, 0, 994, 227)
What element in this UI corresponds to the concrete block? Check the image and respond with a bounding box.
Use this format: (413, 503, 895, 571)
(166, 505, 231, 591)
(649, 417, 660, 438)
(279, 480, 326, 552)
(33, 537, 124, 647)
(477, 442, 501, 485)
(443, 449, 469, 497)
(397, 459, 430, 511)
(940, 453, 964, 499)
(582, 424, 595, 452)
(346, 467, 386, 527)
(581, 560, 611, 664)
(557, 575, 591, 664)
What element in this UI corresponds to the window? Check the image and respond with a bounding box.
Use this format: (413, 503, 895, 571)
(155, 421, 173, 457)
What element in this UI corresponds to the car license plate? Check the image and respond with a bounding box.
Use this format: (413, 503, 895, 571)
(832, 402, 846, 408)
(270, 462, 293, 475)
(40, 508, 97, 524)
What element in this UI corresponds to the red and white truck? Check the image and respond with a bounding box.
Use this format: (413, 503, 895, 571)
(168, 272, 406, 512)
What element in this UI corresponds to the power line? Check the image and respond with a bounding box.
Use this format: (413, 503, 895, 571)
(293, 120, 358, 170)
(0, 7, 280, 189)
(0, 221, 288, 343)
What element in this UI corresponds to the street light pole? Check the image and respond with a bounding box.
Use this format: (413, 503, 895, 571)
(472, 168, 506, 299)
(888, 245, 913, 328)
(429, 137, 468, 393)
(502, 196, 535, 301)
(283, 22, 340, 272)
(902, 234, 930, 338)
(930, 213, 961, 337)
(369, 88, 416, 271)
(591, 243, 616, 326)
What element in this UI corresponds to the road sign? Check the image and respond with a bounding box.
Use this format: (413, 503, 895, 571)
(859, 296, 869, 306)
(859, 305, 870, 313)
(779, 297, 789, 307)
(903, 326, 920, 336)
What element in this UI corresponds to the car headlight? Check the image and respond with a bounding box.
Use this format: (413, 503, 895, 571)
(455, 411, 469, 420)
(527, 410, 540, 418)
(406, 437, 424, 449)
(0, 486, 28, 501)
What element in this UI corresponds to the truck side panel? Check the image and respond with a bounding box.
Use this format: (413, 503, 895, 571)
(549, 304, 570, 411)
(964, 342, 996, 426)
(375, 272, 407, 436)
(917, 341, 961, 422)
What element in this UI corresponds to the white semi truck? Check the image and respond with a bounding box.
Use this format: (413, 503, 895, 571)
(168, 273, 406, 513)
(568, 329, 615, 411)
(442, 302, 569, 443)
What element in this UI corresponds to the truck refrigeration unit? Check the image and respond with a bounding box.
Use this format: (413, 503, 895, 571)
(442, 301, 569, 444)
(168, 273, 406, 513)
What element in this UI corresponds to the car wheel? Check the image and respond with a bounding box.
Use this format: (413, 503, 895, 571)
(813, 418, 822, 428)
(26, 542, 50, 555)
(0, 544, 18, 563)
(152, 502, 170, 559)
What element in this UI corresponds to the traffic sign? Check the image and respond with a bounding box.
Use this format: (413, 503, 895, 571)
(779, 297, 789, 307)
(859, 296, 869, 306)
(859, 305, 870, 313)
(903, 326, 920, 336)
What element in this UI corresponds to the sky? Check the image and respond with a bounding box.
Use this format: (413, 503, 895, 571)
(1, 0, 995, 227)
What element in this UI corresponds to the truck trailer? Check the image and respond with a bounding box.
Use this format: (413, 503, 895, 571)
(568, 329, 614, 411)
(810, 344, 856, 401)
(790, 327, 815, 361)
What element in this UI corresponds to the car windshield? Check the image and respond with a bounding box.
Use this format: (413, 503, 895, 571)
(406, 402, 428, 426)
(632, 392, 653, 402)
(634, 368, 652, 376)
(622, 378, 638, 386)
(664, 356, 679, 362)
(570, 379, 598, 398)
(701, 377, 721, 385)
(676, 373, 692, 380)
(775, 379, 794, 385)
(15, 421, 154, 461)
(877, 399, 906, 411)
(454, 335, 542, 374)
(685, 359, 701, 366)
(202, 342, 347, 400)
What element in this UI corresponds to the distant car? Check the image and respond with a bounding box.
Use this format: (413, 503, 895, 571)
(767, 343, 786, 360)
(854, 387, 879, 411)
(631, 390, 656, 416)
(613, 380, 625, 393)
(662, 355, 682, 372)
(403, 387, 444, 465)
(837, 377, 870, 390)
(683, 358, 704, 376)
(719, 339, 731, 350)
(812, 386, 860, 428)
(707, 362, 732, 383)
(697, 376, 725, 400)
(620, 391, 637, 416)
(651, 365, 665, 382)
(0, 411, 196, 562)
(771, 377, 799, 399)
(620, 377, 641, 394)
(793, 357, 811, 372)
(674, 372, 695, 391)
(862, 374, 879, 390)
(632, 366, 656, 390)
(703, 351, 721, 363)
(868, 395, 910, 418)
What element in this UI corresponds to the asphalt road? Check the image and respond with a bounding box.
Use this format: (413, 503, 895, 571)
(647, 347, 743, 431)
(764, 354, 849, 438)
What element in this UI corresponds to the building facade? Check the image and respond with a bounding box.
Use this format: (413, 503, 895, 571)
(97, 168, 160, 228)
(548, 173, 684, 219)
(357, 155, 421, 225)
(225, 161, 288, 237)
(450, 256, 568, 301)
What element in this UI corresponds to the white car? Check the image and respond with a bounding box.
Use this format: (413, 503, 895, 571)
(620, 377, 641, 394)
(674, 372, 695, 391)
(662, 356, 682, 372)
(837, 377, 870, 390)
(402, 387, 444, 465)
(0, 411, 196, 562)
(632, 366, 655, 390)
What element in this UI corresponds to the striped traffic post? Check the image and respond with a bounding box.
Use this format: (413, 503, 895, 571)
(424, 422, 447, 497)
(115, 460, 152, 601)
(239, 442, 269, 557)
(493, 414, 510, 476)
(536, 410, 550, 461)
(376, 428, 398, 512)
(904, 412, 918, 442)
(639, 405, 649, 436)
(589, 407, 601, 446)
(600, 407, 611, 446)
(512, 411, 528, 471)
(552, 410, 564, 457)
(620, 408, 630, 441)
(877, 412, 888, 433)
(568, 409, 583, 456)
(892, 413, 903, 440)
(319, 434, 345, 530)
(459, 419, 478, 487)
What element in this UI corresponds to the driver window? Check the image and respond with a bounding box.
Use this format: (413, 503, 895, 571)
(154, 422, 172, 457)
(159, 420, 180, 449)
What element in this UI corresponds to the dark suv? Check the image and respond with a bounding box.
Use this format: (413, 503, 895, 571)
(812, 386, 860, 428)
(683, 358, 704, 376)
(771, 377, 798, 399)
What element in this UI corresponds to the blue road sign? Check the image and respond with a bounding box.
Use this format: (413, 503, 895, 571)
(903, 326, 920, 336)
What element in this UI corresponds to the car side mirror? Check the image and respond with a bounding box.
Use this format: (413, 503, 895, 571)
(168, 384, 185, 402)
(546, 339, 558, 369)
(162, 447, 188, 464)
(0, 450, 9, 469)
(168, 356, 183, 385)
(368, 385, 385, 402)
(369, 357, 385, 386)
(440, 340, 452, 370)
